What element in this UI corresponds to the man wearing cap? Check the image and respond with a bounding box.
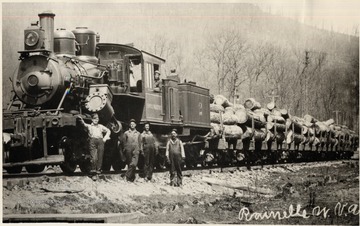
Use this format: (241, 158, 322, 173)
(123, 119, 142, 182)
(165, 129, 186, 186)
(78, 113, 111, 177)
(154, 70, 161, 88)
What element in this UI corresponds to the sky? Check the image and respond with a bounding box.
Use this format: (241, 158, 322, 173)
(252, 0, 359, 35)
(2, 0, 359, 35)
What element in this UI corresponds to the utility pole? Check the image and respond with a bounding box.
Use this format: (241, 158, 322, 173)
(304, 51, 310, 115)
(267, 90, 279, 105)
(233, 88, 239, 105)
(333, 110, 341, 124)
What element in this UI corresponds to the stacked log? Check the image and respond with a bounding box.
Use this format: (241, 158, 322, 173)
(234, 108, 248, 124)
(242, 98, 270, 142)
(209, 94, 358, 148)
(264, 103, 287, 143)
(244, 98, 261, 110)
(266, 101, 276, 111)
(285, 115, 315, 145)
(245, 111, 266, 129)
(214, 95, 233, 108)
(210, 95, 243, 139)
(210, 111, 221, 124)
(223, 125, 243, 139)
(285, 114, 359, 148)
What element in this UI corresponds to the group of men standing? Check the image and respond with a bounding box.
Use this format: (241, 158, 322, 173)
(78, 115, 185, 187)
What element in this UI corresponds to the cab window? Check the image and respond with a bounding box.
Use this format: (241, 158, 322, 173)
(144, 62, 160, 90)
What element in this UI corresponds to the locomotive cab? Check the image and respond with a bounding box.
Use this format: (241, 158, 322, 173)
(96, 43, 168, 124)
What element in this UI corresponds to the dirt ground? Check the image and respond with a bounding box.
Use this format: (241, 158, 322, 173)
(3, 160, 359, 224)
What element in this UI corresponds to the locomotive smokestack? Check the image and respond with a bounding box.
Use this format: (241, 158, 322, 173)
(38, 11, 55, 52)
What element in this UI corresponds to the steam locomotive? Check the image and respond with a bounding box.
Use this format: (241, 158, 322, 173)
(2, 11, 358, 174)
(3, 11, 210, 174)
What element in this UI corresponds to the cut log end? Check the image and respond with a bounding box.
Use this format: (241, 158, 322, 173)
(267, 102, 276, 111)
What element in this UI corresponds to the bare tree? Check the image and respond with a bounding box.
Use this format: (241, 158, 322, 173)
(139, 33, 179, 76)
(201, 28, 249, 98)
(244, 42, 276, 97)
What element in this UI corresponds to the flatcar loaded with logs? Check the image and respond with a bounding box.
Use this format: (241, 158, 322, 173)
(2, 11, 358, 174)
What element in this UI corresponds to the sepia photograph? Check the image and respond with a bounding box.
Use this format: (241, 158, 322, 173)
(2, 1, 359, 224)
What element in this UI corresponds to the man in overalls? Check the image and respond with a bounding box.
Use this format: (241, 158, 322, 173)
(123, 119, 141, 182)
(140, 122, 158, 181)
(165, 129, 185, 186)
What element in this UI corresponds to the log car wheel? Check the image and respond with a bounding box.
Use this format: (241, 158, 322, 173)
(184, 143, 201, 169)
(25, 165, 46, 173)
(3, 143, 23, 174)
(4, 166, 23, 174)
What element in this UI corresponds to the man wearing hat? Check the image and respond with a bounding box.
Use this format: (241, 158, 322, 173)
(154, 70, 161, 88)
(78, 113, 111, 178)
(165, 129, 185, 186)
(123, 119, 142, 182)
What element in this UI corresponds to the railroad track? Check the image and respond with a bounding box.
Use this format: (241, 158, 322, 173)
(3, 159, 357, 181)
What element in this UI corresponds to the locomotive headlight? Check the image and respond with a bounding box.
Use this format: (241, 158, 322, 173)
(25, 31, 39, 47)
(27, 74, 39, 86)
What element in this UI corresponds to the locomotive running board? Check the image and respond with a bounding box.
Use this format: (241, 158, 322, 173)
(3, 155, 64, 167)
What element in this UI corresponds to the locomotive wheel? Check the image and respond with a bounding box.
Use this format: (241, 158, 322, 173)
(102, 136, 122, 172)
(59, 136, 77, 174)
(155, 158, 167, 170)
(185, 159, 195, 169)
(60, 161, 77, 174)
(79, 161, 91, 174)
(25, 165, 45, 173)
(4, 166, 23, 174)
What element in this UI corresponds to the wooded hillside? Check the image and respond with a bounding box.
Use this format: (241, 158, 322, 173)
(3, 3, 358, 130)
